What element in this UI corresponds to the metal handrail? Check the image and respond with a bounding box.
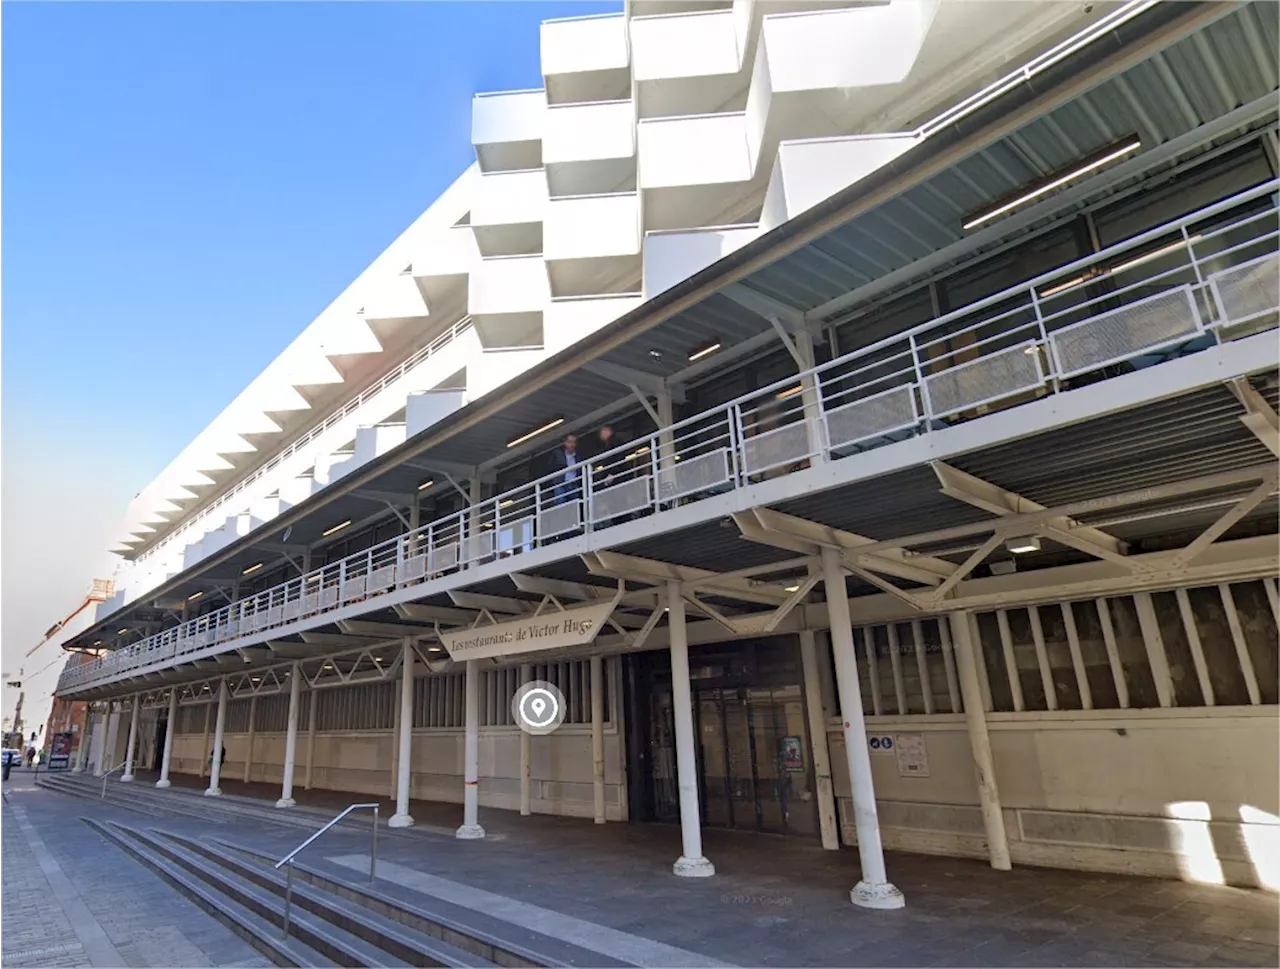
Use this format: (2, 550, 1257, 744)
(273, 802, 378, 939)
(100, 761, 129, 799)
(58, 178, 1280, 696)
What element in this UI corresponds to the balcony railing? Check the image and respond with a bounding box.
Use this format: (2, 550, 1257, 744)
(134, 317, 475, 566)
(61, 180, 1280, 695)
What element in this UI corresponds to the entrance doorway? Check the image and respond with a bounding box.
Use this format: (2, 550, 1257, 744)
(153, 714, 168, 773)
(624, 638, 820, 838)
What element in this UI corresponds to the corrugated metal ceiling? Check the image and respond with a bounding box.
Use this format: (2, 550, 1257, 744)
(744, 2, 1279, 313)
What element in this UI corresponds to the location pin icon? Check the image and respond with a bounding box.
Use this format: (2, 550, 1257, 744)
(531, 697, 547, 718)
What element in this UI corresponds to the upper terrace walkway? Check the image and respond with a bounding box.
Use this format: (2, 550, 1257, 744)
(61, 180, 1280, 698)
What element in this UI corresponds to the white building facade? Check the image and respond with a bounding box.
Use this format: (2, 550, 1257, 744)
(50, 0, 1279, 904)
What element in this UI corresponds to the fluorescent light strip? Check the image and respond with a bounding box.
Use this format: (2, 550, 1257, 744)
(1109, 235, 1201, 276)
(689, 341, 721, 362)
(964, 140, 1141, 231)
(1039, 235, 1201, 299)
(187, 591, 204, 601)
(507, 417, 564, 449)
(242, 562, 264, 575)
(417, 479, 434, 491)
(776, 385, 804, 400)
(322, 519, 352, 537)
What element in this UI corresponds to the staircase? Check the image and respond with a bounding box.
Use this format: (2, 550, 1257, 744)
(38, 772, 628, 968)
(89, 819, 523, 967)
(35, 771, 381, 835)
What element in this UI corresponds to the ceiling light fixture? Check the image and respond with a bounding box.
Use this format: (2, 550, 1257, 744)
(963, 138, 1141, 231)
(117, 629, 129, 635)
(1039, 234, 1202, 299)
(507, 417, 564, 449)
(187, 591, 204, 601)
(322, 519, 352, 537)
(784, 584, 801, 593)
(417, 479, 434, 491)
(776, 385, 804, 400)
(689, 341, 721, 362)
(1005, 535, 1042, 555)
(242, 562, 264, 575)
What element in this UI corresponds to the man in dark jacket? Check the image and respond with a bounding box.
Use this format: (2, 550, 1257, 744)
(546, 433, 582, 506)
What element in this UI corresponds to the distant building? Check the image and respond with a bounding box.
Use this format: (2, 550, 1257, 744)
(22, 579, 114, 752)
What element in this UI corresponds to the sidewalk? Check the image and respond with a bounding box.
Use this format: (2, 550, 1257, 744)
(1, 771, 271, 968)
(104, 769, 1280, 968)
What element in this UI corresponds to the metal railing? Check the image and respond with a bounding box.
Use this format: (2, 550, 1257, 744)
(59, 180, 1280, 695)
(100, 761, 129, 799)
(274, 803, 378, 939)
(135, 318, 475, 565)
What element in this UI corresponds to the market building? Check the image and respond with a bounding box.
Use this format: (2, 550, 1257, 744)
(50, 0, 1279, 905)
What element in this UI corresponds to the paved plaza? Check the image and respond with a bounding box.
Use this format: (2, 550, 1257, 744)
(1, 771, 272, 969)
(3, 768, 1277, 968)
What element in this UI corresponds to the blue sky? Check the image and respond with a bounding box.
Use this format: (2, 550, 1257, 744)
(1, 1, 620, 689)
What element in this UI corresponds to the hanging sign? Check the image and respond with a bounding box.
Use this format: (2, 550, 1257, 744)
(438, 601, 616, 662)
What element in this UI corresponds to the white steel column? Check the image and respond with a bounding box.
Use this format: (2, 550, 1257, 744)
(668, 580, 714, 877)
(91, 710, 108, 775)
(949, 611, 1011, 870)
(276, 663, 302, 807)
(456, 659, 486, 839)
(121, 695, 141, 782)
(519, 662, 532, 816)
(657, 390, 676, 485)
(821, 546, 903, 908)
(156, 690, 177, 788)
(73, 707, 93, 773)
(389, 688, 402, 801)
(205, 679, 228, 797)
(389, 640, 416, 828)
(799, 631, 840, 851)
(243, 695, 257, 783)
(591, 655, 606, 824)
(304, 682, 318, 789)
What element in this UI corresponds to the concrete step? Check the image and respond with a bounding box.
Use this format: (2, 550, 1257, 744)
(98, 818, 471, 969)
(37, 774, 342, 835)
(85, 817, 334, 968)
(42, 773, 389, 838)
(213, 839, 624, 968)
(37, 775, 281, 830)
(154, 830, 500, 969)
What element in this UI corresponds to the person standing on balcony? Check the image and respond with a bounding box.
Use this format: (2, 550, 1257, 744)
(547, 433, 582, 506)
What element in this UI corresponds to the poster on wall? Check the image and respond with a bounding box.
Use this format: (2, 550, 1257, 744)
(48, 732, 73, 770)
(894, 732, 929, 778)
(779, 736, 805, 772)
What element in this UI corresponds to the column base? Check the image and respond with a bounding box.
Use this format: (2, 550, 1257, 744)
(673, 855, 715, 877)
(203, 787, 222, 797)
(455, 823, 486, 840)
(275, 797, 296, 809)
(388, 813, 415, 829)
(851, 880, 905, 910)
(154, 779, 171, 789)
(120, 774, 134, 783)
